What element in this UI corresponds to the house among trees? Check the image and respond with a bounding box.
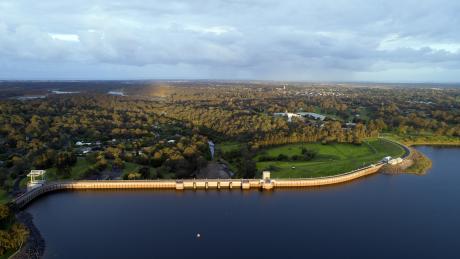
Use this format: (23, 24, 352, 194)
(76, 141, 92, 146)
(296, 112, 326, 121)
(274, 111, 326, 122)
(80, 147, 92, 154)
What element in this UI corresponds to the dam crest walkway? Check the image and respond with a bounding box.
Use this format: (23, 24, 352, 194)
(13, 163, 385, 208)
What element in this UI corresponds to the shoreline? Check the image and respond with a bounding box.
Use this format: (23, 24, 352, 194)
(11, 211, 45, 259)
(381, 138, 460, 174)
(409, 143, 460, 147)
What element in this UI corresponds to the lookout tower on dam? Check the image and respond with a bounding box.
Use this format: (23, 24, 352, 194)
(261, 171, 274, 190)
(27, 170, 46, 191)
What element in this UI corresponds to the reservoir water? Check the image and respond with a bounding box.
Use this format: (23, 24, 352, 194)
(27, 147, 460, 259)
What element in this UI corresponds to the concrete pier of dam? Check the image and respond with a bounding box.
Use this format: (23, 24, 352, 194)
(12, 163, 384, 209)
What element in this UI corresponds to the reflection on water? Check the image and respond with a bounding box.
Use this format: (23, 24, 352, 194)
(27, 146, 460, 259)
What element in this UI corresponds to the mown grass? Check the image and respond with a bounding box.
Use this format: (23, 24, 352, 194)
(217, 142, 242, 153)
(256, 138, 405, 178)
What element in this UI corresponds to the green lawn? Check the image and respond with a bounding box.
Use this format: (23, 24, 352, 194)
(256, 138, 405, 178)
(0, 189, 10, 204)
(43, 157, 92, 181)
(217, 142, 242, 153)
(348, 107, 371, 121)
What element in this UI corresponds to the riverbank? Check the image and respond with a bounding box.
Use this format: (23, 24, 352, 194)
(383, 134, 460, 174)
(11, 211, 45, 259)
(404, 149, 433, 174)
(381, 133, 460, 147)
(381, 148, 432, 174)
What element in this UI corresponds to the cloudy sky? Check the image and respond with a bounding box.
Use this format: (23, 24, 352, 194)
(1, 0, 459, 82)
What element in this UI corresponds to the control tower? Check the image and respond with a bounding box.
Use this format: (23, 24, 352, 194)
(27, 170, 46, 191)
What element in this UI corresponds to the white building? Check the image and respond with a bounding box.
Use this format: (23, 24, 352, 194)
(27, 170, 46, 191)
(81, 147, 92, 154)
(274, 111, 326, 122)
(76, 141, 92, 146)
(389, 158, 403, 165)
(382, 156, 392, 163)
(382, 156, 403, 165)
(273, 111, 302, 122)
(296, 112, 326, 121)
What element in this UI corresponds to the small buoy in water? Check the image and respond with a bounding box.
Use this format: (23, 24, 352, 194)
(196, 233, 201, 238)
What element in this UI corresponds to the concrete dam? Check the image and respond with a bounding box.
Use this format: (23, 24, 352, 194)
(12, 163, 384, 209)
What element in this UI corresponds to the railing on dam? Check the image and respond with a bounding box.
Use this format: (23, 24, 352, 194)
(12, 164, 384, 209)
(382, 138, 412, 159)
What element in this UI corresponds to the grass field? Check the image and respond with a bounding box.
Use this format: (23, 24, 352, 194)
(256, 138, 405, 178)
(217, 142, 242, 153)
(0, 189, 10, 204)
(43, 157, 92, 181)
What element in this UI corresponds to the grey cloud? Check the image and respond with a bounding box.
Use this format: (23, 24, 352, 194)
(0, 0, 459, 81)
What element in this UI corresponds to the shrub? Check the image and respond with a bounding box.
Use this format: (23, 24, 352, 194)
(277, 154, 289, 161)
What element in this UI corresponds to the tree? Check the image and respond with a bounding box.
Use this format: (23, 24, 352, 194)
(0, 204, 29, 256)
(127, 172, 141, 180)
(33, 149, 55, 169)
(113, 157, 124, 170)
(7, 224, 29, 249)
(0, 205, 9, 221)
(138, 167, 150, 179)
(236, 146, 256, 178)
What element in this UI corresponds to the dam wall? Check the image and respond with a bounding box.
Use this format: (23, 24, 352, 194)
(12, 163, 384, 209)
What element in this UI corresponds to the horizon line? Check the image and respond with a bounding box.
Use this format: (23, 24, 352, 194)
(0, 79, 459, 85)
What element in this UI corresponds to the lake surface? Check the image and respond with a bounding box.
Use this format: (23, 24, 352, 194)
(27, 147, 460, 259)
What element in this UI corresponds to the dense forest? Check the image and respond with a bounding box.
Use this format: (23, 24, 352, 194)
(0, 82, 459, 192)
